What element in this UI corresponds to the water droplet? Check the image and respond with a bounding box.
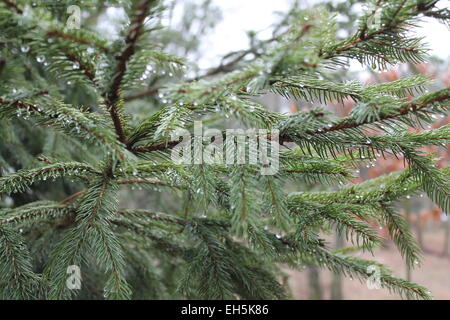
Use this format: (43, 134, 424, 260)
(21, 45, 30, 53)
(36, 55, 45, 63)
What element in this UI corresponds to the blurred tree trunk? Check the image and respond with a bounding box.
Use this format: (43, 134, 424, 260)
(404, 200, 412, 300)
(331, 232, 344, 300)
(308, 266, 322, 300)
(443, 218, 450, 256)
(416, 212, 424, 249)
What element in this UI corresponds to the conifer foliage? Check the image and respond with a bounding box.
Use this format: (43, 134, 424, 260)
(0, 0, 449, 299)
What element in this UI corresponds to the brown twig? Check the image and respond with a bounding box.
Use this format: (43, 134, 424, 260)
(1, 0, 22, 14)
(46, 30, 111, 54)
(59, 190, 86, 205)
(130, 87, 449, 154)
(104, 0, 156, 144)
(118, 178, 183, 189)
(310, 88, 450, 135)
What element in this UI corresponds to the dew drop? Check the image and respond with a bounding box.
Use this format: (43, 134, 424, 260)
(36, 55, 45, 63)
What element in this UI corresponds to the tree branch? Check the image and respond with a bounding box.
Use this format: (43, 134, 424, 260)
(311, 87, 450, 135)
(1, 0, 22, 14)
(104, 0, 156, 144)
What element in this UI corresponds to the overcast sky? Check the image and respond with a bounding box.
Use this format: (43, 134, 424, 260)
(197, 0, 449, 69)
(98, 0, 450, 70)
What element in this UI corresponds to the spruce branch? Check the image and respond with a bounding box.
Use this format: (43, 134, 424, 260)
(0, 226, 42, 299)
(0, 162, 98, 195)
(1, 0, 448, 301)
(0, 201, 72, 226)
(378, 203, 422, 268)
(306, 86, 450, 135)
(0, 96, 127, 156)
